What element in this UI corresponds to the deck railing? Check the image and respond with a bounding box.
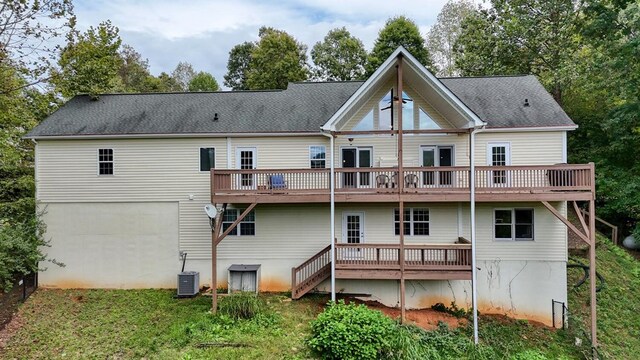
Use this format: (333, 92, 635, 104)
(335, 243, 472, 271)
(291, 245, 332, 299)
(212, 164, 593, 195)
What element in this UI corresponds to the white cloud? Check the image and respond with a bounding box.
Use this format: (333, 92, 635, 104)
(74, 0, 451, 88)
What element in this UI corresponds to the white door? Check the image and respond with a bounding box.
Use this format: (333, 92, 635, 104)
(236, 147, 256, 189)
(342, 212, 364, 258)
(487, 143, 511, 186)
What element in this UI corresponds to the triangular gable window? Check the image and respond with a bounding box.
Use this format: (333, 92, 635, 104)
(401, 91, 414, 131)
(419, 107, 441, 129)
(379, 90, 393, 131)
(352, 109, 374, 131)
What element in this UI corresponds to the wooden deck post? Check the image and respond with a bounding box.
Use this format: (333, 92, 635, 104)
(396, 54, 406, 323)
(589, 163, 597, 350)
(589, 198, 597, 349)
(211, 208, 223, 314)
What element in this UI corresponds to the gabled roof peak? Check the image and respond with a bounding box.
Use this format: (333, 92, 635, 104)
(321, 46, 486, 132)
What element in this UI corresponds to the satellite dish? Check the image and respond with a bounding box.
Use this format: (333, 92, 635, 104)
(204, 204, 217, 218)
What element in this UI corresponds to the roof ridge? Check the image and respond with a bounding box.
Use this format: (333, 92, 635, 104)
(438, 74, 533, 79)
(74, 89, 284, 97)
(290, 80, 365, 84)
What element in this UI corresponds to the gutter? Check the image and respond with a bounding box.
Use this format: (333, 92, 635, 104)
(321, 129, 336, 302)
(24, 132, 322, 140)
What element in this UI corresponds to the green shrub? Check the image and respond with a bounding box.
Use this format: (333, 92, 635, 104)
(217, 292, 263, 320)
(0, 211, 61, 291)
(308, 300, 395, 360)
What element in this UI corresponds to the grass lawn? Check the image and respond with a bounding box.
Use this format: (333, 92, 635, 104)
(0, 291, 321, 359)
(1, 235, 638, 359)
(568, 236, 640, 359)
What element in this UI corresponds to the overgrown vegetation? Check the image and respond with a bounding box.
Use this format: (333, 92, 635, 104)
(218, 292, 265, 320)
(0, 212, 58, 291)
(0, 291, 319, 359)
(568, 235, 640, 359)
(308, 300, 396, 359)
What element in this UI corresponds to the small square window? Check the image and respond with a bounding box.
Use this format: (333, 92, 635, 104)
(98, 149, 114, 175)
(200, 148, 215, 171)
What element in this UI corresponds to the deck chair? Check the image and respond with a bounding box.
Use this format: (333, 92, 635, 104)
(376, 174, 390, 188)
(269, 174, 287, 189)
(405, 174, 418, 188)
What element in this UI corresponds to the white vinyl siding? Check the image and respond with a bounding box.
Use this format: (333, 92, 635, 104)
(459, 202, 566, 261)
(475, 132, 564, 165)
(36, 133, 566, 263)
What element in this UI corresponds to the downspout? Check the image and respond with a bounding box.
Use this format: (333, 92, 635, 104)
(470, 125, 485, 344)
(322, 130, 336, 302)
(31, 139, 38, 204)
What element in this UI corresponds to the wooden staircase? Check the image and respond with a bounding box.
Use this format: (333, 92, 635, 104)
(291, 245, 331, 299)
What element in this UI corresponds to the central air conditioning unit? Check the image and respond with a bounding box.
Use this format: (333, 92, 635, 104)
(177, 271, 200, 297)
(177, 252, 199, 298)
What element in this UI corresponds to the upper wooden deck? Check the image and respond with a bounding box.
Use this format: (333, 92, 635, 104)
(211, 163, 594, 204)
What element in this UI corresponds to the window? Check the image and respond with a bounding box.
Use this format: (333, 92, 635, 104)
(494, 209, 534, 241)
(309, 146, 326, 168)
(98, 148, 113, 175)
(394, 208, 429, 236)
(200, 148, 215, 171)
(419, 108, 441, 129)
(222, 209, 256, 236)
(379, 89, 393, 130)
(400, 91, 414, 130)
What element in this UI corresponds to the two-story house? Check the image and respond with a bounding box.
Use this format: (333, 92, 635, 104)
(27, 47, 597, 344)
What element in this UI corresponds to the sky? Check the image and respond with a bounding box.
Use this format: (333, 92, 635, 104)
(73, 0, 455, 88)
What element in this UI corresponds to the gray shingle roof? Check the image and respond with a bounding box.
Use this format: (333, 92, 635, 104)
(439, 75, 574, 128)
(27, 75, 574, 138)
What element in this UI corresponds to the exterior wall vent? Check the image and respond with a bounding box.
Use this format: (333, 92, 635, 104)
(228, 264, 261, 293)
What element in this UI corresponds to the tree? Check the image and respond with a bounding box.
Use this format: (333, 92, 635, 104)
(454, 0, 582, 103)
(171, 62, 196, 91)
(573, 0, 640, 236)
(52, 21, 123, 98)
(223, 42, 255, 90)
(425, 0, 475, 76)
(246, 27, 309, 90)
(366, 16, 434, 75)
(311, 27, 367, 81)
(118, 44, 155, 93)
(188, 71, 220, 92)
(0, 0, 75, 94)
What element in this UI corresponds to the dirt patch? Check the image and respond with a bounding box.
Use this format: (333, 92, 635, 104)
(0, 307, 24, 350)
(345, 298, 467, 330)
